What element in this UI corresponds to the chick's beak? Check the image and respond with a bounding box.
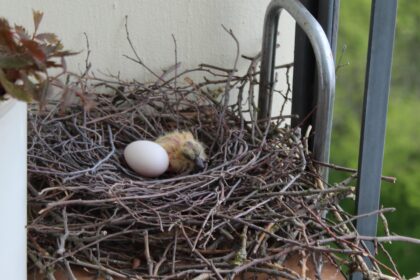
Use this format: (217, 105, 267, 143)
(194, 157, 205, 170)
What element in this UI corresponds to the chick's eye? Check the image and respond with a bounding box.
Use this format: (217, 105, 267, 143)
(182, 148, 196, 160)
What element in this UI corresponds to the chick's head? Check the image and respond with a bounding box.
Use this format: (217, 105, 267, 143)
(180, 139, 207, 170)
(155, 131, 207, 174)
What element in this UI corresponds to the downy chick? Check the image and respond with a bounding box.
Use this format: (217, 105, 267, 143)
(155, 131, 207, 174)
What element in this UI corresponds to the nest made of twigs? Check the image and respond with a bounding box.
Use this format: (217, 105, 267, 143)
(27, 44, 408, 280)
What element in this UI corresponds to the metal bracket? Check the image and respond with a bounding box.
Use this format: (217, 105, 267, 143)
(258, 0, 336, 180)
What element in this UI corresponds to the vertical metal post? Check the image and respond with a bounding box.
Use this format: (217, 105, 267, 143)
(291, 0, 318, 130)
(291, 0, 340, 132)
(258, 0, 336, 179)
(318, 0, 340, 57)
(352, 0, 397, 279)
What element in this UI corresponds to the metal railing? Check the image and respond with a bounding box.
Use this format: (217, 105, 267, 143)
(352, 1, 397, 279)
(258, 0, 397, 278)
(258, 0, 336, 180)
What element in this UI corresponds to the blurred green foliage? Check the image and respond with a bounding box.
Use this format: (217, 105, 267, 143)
(330, 0, 420, 277)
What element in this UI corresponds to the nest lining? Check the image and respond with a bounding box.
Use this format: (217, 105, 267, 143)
(27, 54, 403, 280)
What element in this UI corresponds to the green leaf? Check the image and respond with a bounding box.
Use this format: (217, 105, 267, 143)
(0, 53, 33, 69)
(0, 68, 31, 102)
(20, 73, 36, 100)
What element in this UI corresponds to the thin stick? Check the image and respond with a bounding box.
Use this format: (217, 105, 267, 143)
(313, 160, 397, 183)
(144, 230, 154, 276)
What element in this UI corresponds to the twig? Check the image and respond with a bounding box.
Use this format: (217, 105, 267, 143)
(172, 229, 178, 275)
(124, 16, 163, 81)
(144, 230, 154, 276)
(199, 63, 238, 73)
(57, 207, 69, 255)
(317, 233, 420, 245)
(64, 260, 77, 280)
(180, 224, 224, 280)
(69, 258, 129, 279)
(313, 160, 397, 183)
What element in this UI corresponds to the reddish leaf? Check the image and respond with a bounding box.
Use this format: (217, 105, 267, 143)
(51, 50, 80, 57)
(45, 60, 61, 68)
(32, 10, 44, 34)
(0, 18, 17, 51)
(5, 69, 20, 82)
(21, 39, 47, 65)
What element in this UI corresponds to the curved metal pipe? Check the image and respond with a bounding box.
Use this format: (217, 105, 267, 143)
(258, 0, 335, 178)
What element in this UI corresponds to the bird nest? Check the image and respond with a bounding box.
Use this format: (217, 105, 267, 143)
(27, 45, 408, 279)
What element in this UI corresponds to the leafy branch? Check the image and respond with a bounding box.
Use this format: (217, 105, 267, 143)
(0, 10, 76, 103)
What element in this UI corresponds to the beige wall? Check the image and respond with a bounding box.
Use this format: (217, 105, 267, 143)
(1, 0, 295, 81)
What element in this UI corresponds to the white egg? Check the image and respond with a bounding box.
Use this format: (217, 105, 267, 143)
(124, 140, 169, 177)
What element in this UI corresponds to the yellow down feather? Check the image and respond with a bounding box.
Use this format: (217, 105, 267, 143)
(155, 131, 207, 174)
